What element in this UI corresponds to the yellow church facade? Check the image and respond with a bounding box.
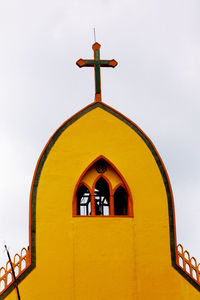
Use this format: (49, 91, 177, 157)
(0, 43, 200, 299)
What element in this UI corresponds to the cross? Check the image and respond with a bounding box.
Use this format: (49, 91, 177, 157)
(76, 42, 118, 102)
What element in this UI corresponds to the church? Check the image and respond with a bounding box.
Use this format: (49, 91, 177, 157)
(0, 42, 200, 299)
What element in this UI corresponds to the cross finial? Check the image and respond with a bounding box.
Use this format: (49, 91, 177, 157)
(76, 42, 118, 102)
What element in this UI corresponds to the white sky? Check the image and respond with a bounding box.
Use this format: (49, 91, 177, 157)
(0, 0, 200, 265)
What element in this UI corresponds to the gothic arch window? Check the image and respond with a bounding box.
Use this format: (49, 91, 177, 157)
(76, 185, 91, 216)
(95, 177, 110, 216)
(73, 156, 133, 217)
(114, 186, 128, 215)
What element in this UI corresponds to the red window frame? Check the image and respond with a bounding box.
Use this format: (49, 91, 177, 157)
(73, 156, 133, 217)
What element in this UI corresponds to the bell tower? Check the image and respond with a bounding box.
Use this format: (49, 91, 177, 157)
(0, 42, 200, 300)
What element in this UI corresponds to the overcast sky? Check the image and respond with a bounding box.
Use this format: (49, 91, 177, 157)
(0, 0, 200, 265)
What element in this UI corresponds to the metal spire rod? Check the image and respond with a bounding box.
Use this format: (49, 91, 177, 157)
(93, 28, 96, 43)
(4, 245, 21, 300)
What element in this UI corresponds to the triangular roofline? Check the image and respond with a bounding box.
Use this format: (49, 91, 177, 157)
(1, 101, 199, 299)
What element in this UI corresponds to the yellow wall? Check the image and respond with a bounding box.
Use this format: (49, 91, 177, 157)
(5, 106, 200, 299)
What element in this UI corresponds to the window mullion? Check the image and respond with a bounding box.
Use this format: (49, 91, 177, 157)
(110, 194, 114, 216)
(91, 194, 95, 216)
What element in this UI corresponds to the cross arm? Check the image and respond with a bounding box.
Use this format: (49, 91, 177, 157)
(76, 59, 118, 68)
(76, 59, 94, 68)
(100, 59, 118, 68)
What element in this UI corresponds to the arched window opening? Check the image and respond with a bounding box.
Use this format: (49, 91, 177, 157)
(114, 186, 128, 215)
(73, 156, 133, 217)
(77, 185, 91, 216)
(95, 177, 110, 216)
